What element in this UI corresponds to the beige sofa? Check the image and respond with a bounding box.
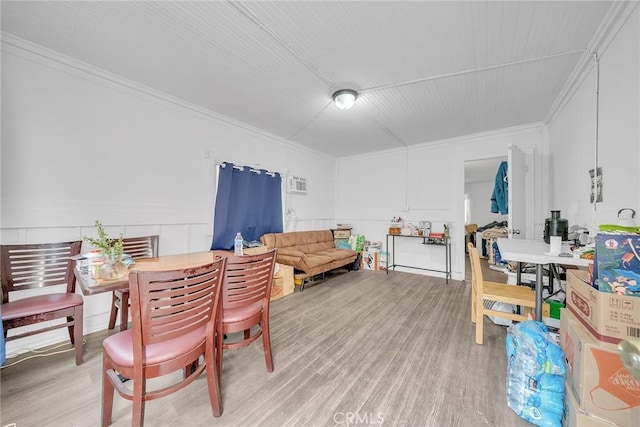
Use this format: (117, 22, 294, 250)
(260, 230, 358, 284)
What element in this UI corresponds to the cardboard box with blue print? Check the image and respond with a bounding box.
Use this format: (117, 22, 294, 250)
(594, 232, 640, 297)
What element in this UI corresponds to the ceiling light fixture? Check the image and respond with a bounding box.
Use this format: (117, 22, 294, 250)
(332, 89, 358, 110)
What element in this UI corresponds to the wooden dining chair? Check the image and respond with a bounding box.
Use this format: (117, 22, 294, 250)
(101, 258, 226, 427)
(1, 241, 84, 365)
(217, 249, 277, 375)
(467, 242, 535, 345)
(108, 235, 158, 331)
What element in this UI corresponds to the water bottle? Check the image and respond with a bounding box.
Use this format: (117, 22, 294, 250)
(234, 232, 244, 256)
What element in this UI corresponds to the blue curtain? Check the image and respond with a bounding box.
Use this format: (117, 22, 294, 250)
(211, 163, 283, 250)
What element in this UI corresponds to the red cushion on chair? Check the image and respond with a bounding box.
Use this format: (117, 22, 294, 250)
(1, 293, 83, 320)
(222, 300, 263, 323)
(103, 325, 208, 367)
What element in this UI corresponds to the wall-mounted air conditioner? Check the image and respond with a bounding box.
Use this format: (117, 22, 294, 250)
(288, 176, 307, 194)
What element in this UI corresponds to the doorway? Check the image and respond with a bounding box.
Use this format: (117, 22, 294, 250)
(462, 156, 508, 278)
(464, 157, 508, 230)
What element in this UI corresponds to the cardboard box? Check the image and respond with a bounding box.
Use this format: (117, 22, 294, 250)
(270, 263, 294, 301)
(378, 250, 389, 271)
(563, 381, 617, 427)
(244, 245, 268, 255)
(566, 270, 640, 345)
(560, 310, 640, 426)
(270, 276, 284, 301)
(278, 264, 294, 297)
(594, 233, 640, 297)
(544, 300, 564, 320)
(543, 300, 563, 329)
(362, 251, 379, 271)
(332, 228, 351, 239)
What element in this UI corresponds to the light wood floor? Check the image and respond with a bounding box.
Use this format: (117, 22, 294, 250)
(1, 262, 528, 427)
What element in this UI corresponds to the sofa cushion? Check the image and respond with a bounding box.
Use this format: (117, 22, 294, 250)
(262, 230, 334, 253)
(275, 249, 306, 269)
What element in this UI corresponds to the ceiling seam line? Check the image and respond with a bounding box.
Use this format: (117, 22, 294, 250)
(229, 1, 337, 89)
(361, 110, 408, 148)
(359, 49, 589, 94)
(288, 101, 333, 141)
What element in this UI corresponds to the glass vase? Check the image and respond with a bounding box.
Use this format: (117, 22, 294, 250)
(98, 252, 128, 280)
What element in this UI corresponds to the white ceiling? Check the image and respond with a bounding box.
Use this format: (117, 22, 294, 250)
(0, 1, 626, 157)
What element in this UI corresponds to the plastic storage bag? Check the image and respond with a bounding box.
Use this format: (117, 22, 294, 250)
(505, 321, 565, 427)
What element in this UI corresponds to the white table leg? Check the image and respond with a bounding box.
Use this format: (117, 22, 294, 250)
(535, 263, 543, 320)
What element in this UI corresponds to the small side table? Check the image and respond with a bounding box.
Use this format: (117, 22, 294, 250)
(386, 234, 451, 283)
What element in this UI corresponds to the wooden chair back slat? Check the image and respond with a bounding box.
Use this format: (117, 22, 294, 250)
(222, 255, 276, 308)
(130, 260, 225, 346)
(117, 235, 159, 260)
(1, 241, 82, 300)
(467, 242, 483, 295)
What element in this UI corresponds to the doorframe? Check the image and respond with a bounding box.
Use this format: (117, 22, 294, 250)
(457, 149, 535, 280)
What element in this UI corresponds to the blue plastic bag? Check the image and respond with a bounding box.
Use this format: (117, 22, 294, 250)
(506, 321, 565, 427)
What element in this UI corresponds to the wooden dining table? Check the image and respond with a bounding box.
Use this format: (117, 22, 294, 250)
(74, 250, 231, 329)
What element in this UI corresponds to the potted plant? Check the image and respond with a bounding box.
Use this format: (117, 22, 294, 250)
(84, 220, 127, 280)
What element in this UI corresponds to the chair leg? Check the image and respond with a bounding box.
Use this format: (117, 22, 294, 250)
(205, 340, 222, 417)
(261, 317, 274, 372)
(475, 298, 484, 345)
(102, 357, 115, 427)
(132, 371, 145, 427)
(74, 305, 84, 365)
(216, 320, 223, 380)
(108, 292, 119, 330)
(120, 291, 130, 332)
(67, 316, 75, 344)
(471, 286, 476, 324)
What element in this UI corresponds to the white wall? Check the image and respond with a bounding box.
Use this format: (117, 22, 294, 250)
(336, 124, 545, 281)
(548, 7, 639, 233)
(1, 37, 336, 355)
(465, 180, 507, 228)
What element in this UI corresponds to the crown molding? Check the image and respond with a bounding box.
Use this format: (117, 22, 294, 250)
(545, 1, 639, 125)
